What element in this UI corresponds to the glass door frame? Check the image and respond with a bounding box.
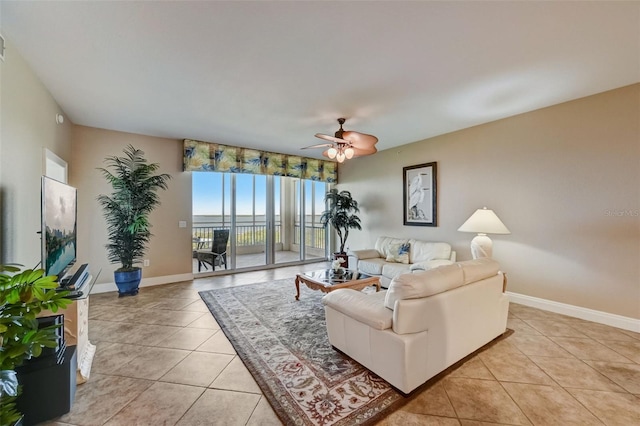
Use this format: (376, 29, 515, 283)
(192, 172, 329, 276)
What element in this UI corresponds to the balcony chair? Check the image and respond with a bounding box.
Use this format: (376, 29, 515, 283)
(196, 229, 229, 272)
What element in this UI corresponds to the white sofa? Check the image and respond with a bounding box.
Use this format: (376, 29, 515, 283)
(348, 236, 456, 288)
(322, 258, 509, 394)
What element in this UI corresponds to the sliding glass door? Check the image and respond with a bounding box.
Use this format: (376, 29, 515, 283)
(234, 173, 267, 269)
(293, 179, 329, 261)
(192, 172, 328, 274)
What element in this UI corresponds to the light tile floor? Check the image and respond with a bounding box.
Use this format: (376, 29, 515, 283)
(43, 263, 640, 425)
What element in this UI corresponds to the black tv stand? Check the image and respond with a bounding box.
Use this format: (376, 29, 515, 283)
(17, 315, 77, 426)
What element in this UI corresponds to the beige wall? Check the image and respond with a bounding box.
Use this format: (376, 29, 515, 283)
(339, 84, 640, 319)
(0, 37, 72, 265)
(70, 126, 192, 283)
(0, 33, 192, 282)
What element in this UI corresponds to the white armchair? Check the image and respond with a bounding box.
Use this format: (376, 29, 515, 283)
(322, 258, 509, 394)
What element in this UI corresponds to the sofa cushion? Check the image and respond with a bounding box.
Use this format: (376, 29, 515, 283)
(358, 258, 387, 276)
(409, 259, 455, 271)
(408, 240, 452, 263)
(384, 264, 464, 310)
(323, 290, 392, 330)
(381, 262, 411, 280)
(385, 242, 410, 264)
(459, 258, 500, 284)
(375, 236, 409, 258)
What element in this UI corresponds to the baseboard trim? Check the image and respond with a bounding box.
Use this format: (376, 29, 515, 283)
(506, 291, 640, 333)
(90, 273, 194, 294)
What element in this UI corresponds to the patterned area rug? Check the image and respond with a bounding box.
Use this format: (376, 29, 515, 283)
(199, 279, 404, 425)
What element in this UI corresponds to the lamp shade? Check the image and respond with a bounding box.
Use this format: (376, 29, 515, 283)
(458, 207, 510, 235)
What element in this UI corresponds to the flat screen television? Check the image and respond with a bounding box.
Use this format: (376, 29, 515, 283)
(41, 176, 77, 279)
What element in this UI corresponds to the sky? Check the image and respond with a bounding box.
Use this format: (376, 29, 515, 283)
(192, 172, 326, 217)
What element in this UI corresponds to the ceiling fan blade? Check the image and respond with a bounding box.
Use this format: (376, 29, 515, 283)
(341, 131, 378, 149)
(352, 146, 378, 157)
(302, 142, 333, 149)
(315, 133, 351, 144)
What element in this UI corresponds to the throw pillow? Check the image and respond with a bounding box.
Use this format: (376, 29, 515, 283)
(386, 242, 410, 264)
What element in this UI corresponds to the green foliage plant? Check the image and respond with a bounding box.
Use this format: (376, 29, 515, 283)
(320, 189, 362, 254)
(0, 264, 71, 425)
(97, 145, 171, 272)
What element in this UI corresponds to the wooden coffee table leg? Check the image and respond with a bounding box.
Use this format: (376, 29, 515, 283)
(295, 276, 301, 301)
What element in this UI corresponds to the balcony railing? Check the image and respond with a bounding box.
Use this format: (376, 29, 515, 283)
(192, 224, 326, 250)
(293, 224, 326, 250)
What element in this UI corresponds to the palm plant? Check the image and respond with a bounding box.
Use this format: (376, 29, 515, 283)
(97, 145, 171, 272)
(0, 265, 71, 425)
(320, 189, 362, 254)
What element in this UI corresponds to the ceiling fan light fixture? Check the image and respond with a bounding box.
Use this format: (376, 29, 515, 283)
(306, 118, 378, 163)
(344, 147, 355, 159)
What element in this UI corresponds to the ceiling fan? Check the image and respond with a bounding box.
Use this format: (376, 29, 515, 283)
(303, 118, 378, 163)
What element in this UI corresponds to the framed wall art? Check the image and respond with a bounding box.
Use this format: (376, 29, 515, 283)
(403, 162, 437, 226)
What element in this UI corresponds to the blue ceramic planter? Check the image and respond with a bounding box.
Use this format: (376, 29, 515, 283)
(114, 268, 142, 296)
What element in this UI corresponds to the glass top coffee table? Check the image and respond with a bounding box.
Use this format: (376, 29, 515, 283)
(294, 269, 381, 300)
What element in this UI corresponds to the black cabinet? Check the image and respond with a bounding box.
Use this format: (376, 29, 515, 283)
(15, 316, 77, 426)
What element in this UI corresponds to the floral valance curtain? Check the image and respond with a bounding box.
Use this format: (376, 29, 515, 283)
(183, 139, 338, 183)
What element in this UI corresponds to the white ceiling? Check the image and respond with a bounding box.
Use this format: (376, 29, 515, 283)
(2, 1, 639, 159)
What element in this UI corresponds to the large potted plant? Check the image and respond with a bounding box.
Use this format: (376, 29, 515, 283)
(97, 145, 171, 296)
(0, 265, 71, 425)
(320, 189, 361, 267)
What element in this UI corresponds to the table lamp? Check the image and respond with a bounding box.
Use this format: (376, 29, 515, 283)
(458, 207, 510, 259)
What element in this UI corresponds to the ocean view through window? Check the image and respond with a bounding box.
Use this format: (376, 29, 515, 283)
(192, 172, 329, 272)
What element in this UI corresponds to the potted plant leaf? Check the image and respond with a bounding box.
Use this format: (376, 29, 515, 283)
(320, 189, 362, 267)
(0, 264, 71, 425)
(97, 145, 171, 296)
